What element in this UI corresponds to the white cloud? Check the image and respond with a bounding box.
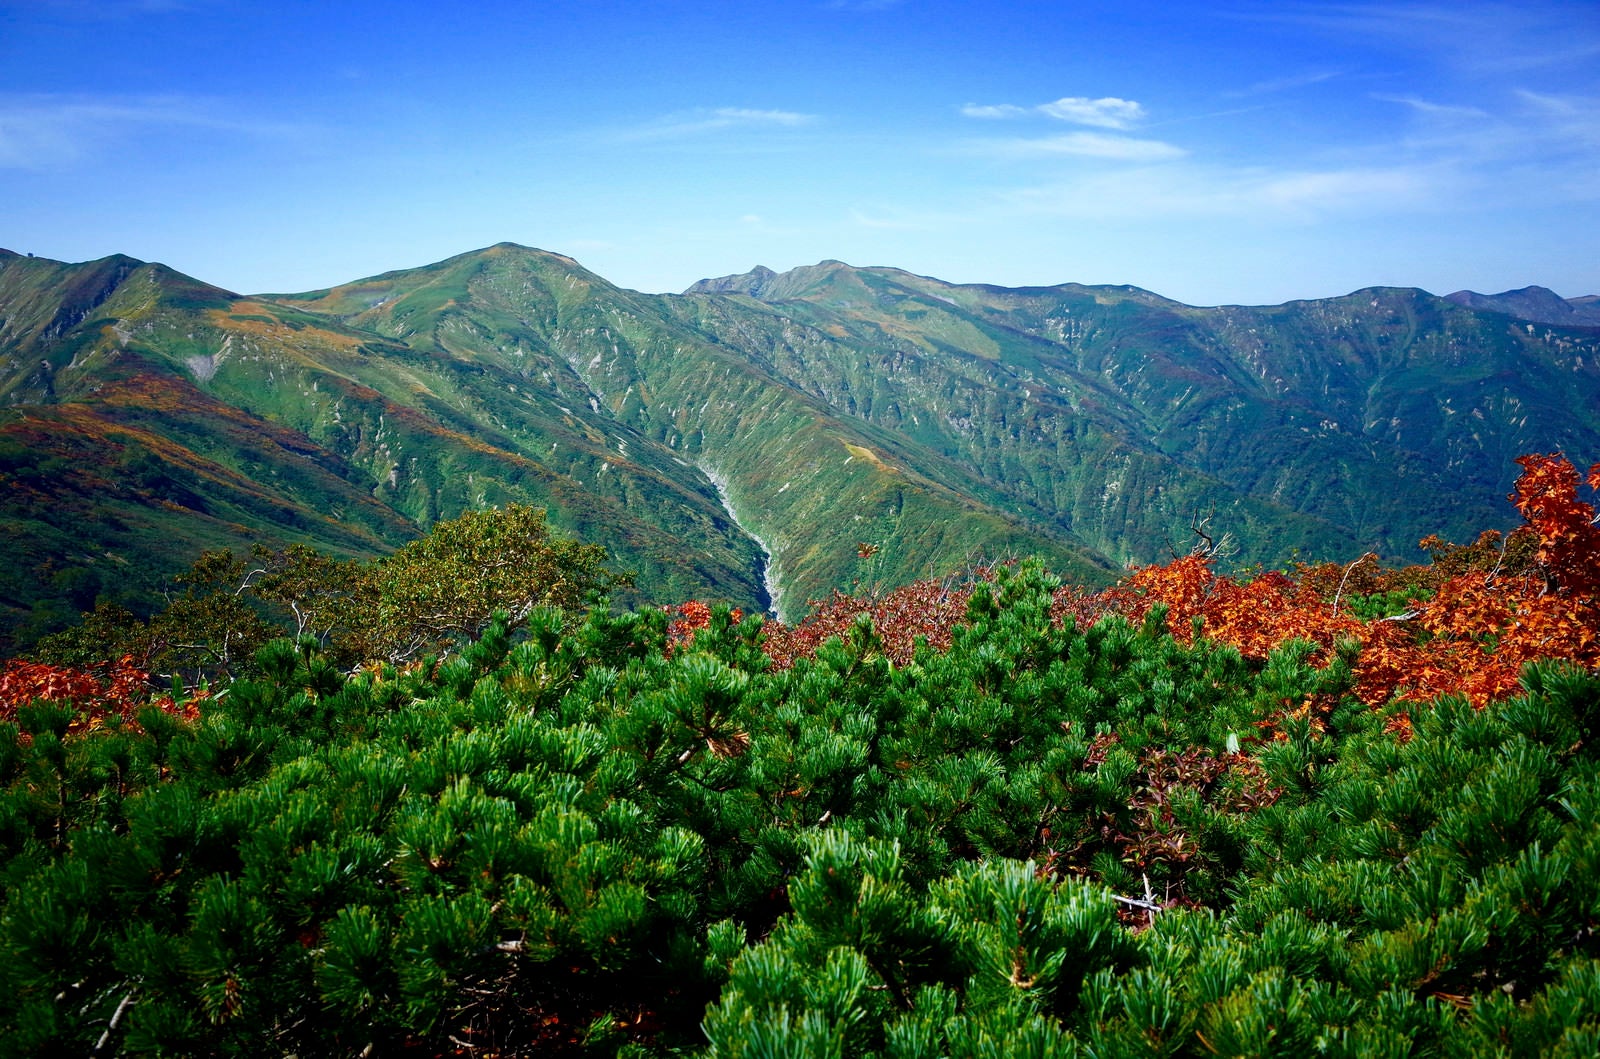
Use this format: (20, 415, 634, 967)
(1515, 88, 1600, 125)
(1231, 70, 1342, 97)
(708, 108, 814, 127)
(1375, 94, 1490, 120)
(1513, 89, 1600, 154)
(1253, 167, 1434, 211)
(970, 132, 1186, 162)
(959, 103, 1029, 119)
(1037, 96, 1146, 129)
(614, 107, 818, 142)
(1247, 2, 1600, 76)
(959, 95, 1150, 129)
(0, 93, 305, 169)
(1367, 87, 1600, 180)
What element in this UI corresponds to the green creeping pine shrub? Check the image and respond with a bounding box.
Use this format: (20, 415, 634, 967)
(1, 560, 1599, 1054)
(702, 833, 1137, 1059)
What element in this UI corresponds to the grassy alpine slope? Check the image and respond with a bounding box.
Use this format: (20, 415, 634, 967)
(275, 244, 1115, 618)
(0, 249, 778, 650)
(679, 260, 1600, 567)
(6, 242, 1600, 652)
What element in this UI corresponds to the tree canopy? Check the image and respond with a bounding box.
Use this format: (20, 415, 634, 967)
(32, 503, 628, 682)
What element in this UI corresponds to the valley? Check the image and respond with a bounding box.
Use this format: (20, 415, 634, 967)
(4, 242, 1598, 650)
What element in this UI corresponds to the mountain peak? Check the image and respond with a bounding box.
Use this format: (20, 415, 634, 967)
(459, 241, 574, 266)
(684, 265, 780, 297)
(684, 260, 869, 301)
(1444, 285, 1600, 326)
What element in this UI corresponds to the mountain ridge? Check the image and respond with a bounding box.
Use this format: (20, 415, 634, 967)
(696, 262, 1600, 317)
(5, 243, 1600, 652)
(1443, 285, 1600, 326)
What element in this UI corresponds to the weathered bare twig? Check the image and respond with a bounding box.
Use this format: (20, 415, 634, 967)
(1112, 874, 1165, 920)
(94, 989, 136, 1052)
(1331, 552, 1377, 618)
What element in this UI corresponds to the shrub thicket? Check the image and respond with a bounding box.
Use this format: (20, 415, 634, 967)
(0, 456, 1597, 1056)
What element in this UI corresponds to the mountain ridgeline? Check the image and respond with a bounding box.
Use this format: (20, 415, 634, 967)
(3, 242, 1599, 651)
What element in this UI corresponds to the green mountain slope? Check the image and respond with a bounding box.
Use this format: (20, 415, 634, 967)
(5, 243, 1600, 652)
(272, 245, 1116, 617)
(681, 261, 1600, 566)
(0, 250, 771, 648)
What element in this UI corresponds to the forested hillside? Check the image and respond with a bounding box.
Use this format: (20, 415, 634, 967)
(1, 452, 1597, 1056)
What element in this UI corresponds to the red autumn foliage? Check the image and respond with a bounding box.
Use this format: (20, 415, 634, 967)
(754, 452, 1600, 710)
(663, 600, 744, 655)
(761, 573, 978, 670)
(1076, 451, 1600, 708)
(0, 656, 201, 738)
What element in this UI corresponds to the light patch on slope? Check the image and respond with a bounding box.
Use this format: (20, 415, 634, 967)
(843, 441, 892, 471)
(186, 334, 231, 382)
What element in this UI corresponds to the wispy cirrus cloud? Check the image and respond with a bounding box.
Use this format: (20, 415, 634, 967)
(958, 94, 1180, 163)
(1374, 94, 1490, 120)
(1243, 1, 1600, 76)
(1369, 87, 1600, 187)
(1514, 89, 1600, 147)
(1020, 92, 1593, 223)
(1228, 70, 1343, 98)
(993, 86, 1600, 223)
(832, 159, 1451, 255)
(610, 107, 818, 143)
(0, 93, 308, 169)
(997, 161, 1447, 222)
(961, 95, 1146, 129)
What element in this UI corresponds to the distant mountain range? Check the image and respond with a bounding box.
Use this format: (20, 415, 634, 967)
(1443, 286, 1600, 327)
(4, 243, 1599, 652)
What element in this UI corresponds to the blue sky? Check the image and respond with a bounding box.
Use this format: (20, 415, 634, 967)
(2, 0, 1597, 305)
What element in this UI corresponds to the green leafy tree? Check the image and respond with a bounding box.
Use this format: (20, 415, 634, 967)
(34, 505, 629, 680)
(34, 550, 277, 685)
(359, 504, 627, 663)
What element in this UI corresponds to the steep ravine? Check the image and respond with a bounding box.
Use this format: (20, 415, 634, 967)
(700, 463, 783, 620)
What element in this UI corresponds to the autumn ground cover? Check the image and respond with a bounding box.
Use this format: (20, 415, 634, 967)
(755, 452, 1600, 714)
